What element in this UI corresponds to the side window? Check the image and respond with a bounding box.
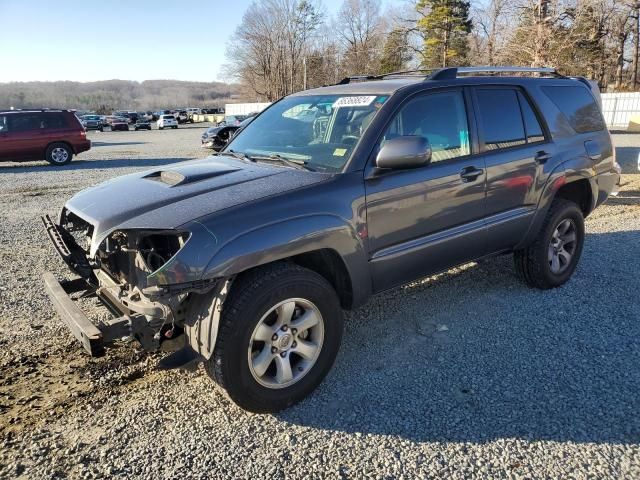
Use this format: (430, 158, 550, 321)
(43, 113, 68, 129)
(517, 92, 545, 143)
(381, 90, 470, 162)
(476, 89, 526, 151)
(8, 114, 43, 132)
(542, 85, 605, 133)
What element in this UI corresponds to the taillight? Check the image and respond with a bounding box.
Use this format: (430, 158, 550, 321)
(80, 130, 86, 138)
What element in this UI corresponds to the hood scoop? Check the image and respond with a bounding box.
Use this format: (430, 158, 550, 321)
(145, 162, 241, 186)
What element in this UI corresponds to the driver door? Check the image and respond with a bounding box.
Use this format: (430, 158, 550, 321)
(365, 89, 488, 292)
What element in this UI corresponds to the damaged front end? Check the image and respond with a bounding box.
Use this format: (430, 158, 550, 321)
(42, 209, 221, 359)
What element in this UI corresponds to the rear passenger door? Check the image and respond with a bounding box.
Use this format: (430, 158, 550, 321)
(5, 113, 43, 160)
(472, 86, 552, 252)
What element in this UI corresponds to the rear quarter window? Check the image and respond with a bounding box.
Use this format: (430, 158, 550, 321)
(43, 113, 69, 129)
(542, 85, 605, 133)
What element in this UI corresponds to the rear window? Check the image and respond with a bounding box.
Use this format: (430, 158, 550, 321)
(163, 115, 175, 120)
(8, 113, 41, 132)
(0, 115, 7, 132)
(542, 85, 605, 133)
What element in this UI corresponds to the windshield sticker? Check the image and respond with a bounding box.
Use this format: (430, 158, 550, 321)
(333, 148, 347, 157)
(333, 96, 377, 108)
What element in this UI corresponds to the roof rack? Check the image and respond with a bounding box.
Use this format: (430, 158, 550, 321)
(429, 66, 563, 80)
(334, 66, 563, 85)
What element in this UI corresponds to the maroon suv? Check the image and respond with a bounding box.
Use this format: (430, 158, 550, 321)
(0, 109, 91, 165)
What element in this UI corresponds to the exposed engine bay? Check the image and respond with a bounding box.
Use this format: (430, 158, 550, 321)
(47, 208, 217, 354)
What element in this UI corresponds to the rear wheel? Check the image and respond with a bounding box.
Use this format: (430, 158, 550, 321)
(45, 143, 73, 166)
(204, 263, 343, 413)
(514, 198, 585, 289)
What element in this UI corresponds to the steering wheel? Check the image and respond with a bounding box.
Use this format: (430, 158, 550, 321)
(341, 135, 360, 145)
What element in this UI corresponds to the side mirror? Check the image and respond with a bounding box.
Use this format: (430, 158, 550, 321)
(375, 136, 432, 170)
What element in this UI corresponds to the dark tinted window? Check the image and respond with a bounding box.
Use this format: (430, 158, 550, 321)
(382, 90, 470, 162)
(476, 89, 526, 151)
(8, 113, 43, 132)
(42, 113, 68, 129)
(542, 85, 605, 133)
(0, 115, 7, 132)
(517, 92, 545, 143)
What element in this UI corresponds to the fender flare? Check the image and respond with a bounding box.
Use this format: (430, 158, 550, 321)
(515, 157, 596, 250)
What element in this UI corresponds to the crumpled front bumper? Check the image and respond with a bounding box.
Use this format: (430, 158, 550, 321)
(42, 273, 126, 356)
(41, 215, 155, 356)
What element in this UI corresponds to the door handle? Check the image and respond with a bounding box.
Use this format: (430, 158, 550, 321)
(535, 151, 551, 163)
(459, 166, 484, 182)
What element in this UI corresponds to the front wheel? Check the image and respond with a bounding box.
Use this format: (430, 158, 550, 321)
(514, 198, 585, 289)
(203, 263, 343, 413)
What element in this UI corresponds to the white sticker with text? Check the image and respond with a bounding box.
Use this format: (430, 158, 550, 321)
(332, 96, 377, 108)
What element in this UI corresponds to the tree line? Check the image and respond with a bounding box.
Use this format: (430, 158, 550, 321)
(0, 80, 239, 112)
(225, 0, 640, 100)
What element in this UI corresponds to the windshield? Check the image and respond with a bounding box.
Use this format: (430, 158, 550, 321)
(226, 94, 388, 172)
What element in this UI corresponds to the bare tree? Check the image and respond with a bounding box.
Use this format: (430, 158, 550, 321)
(335, 0, 384, 74)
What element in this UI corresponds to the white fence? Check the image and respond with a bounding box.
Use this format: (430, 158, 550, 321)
(601, 92, 640, 129)
(225, 102, 271, 116)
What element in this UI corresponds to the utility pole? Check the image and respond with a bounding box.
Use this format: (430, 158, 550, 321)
(632, 2, 640, 89)
(303, 57, 307, 91)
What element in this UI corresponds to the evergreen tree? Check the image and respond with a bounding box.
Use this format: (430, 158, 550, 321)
(416, 0, 472, 67)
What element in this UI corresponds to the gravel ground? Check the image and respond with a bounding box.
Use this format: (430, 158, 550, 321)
(0, 128, 638, 479)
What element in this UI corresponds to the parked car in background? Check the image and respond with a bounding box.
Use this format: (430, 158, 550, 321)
(80, 114, 104, 132)
(142, 111, 154, 121)
(110, 117, 129, 131)
(134, 118, 152, 131)
(217, 115, 247, 127)
(173, 110, 188, 124)
(157, 114, 178, 129)
(186, 107, 201, 115)
(201, 125, 239, 150)
(0, 109, 90, 165)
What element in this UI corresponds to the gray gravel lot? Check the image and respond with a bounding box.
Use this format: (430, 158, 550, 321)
(0, 127, 638, 479)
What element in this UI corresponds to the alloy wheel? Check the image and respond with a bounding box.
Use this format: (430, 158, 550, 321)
(548, 218, 577, 274)
(50, 147, 69, 164)
(248, 298, 324, 389)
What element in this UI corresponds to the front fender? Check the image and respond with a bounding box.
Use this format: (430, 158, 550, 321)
(202, 214, 372, 307)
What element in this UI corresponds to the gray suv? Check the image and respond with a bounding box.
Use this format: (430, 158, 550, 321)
(43, 67, 620, 412)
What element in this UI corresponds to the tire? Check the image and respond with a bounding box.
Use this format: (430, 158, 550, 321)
(159, 126, 164, 130)
(45, 142, 73, 166)
(514, 198, 585, 289)
(203, 263, 343, 413)
(173, 125, 178, 129)
(99, 127, 104, 132)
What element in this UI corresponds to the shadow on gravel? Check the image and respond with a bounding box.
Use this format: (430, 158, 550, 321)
(281, 230, 640, 445)
(615, 146, 640, 174)
(0, 157, 194, 173)
(91, 141, 149, 147)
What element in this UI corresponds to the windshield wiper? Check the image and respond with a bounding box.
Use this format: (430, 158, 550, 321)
(216, 150, 255, 163)
(251, 154, 315, 171)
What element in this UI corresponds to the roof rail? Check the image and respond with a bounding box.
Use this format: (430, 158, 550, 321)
(0, 108, 71, 113)
(336, 69, 439, 84)
(429, 66, 563, 80)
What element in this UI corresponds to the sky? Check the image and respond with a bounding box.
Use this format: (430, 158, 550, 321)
(0, 0, 391, 84)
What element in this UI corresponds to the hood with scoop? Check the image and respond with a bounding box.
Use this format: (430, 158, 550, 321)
(64, 157, 328, 255)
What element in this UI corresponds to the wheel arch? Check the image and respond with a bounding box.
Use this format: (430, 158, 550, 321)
(45, 140, 74, 157)
(516, 159, 595, 250)
(201, 215, 371, 309)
